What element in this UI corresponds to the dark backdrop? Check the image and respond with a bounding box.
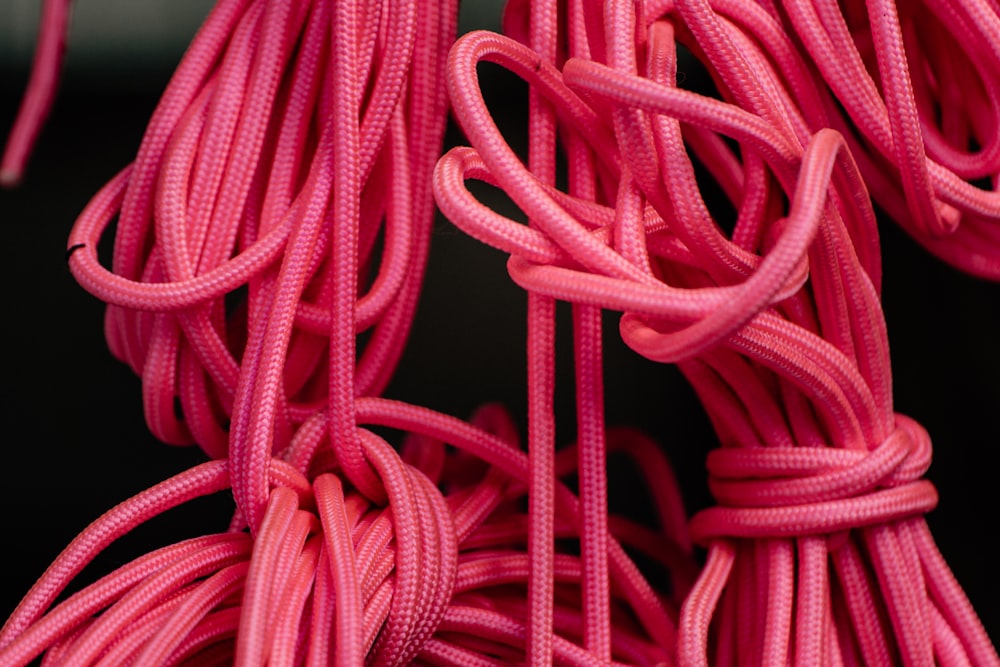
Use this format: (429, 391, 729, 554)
(1, 21, 997, 648)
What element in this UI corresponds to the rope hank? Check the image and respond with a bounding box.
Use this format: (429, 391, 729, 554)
(435, 0, 998, 664)
(2, 0, 688, 664)
(2, 0, 998, 665)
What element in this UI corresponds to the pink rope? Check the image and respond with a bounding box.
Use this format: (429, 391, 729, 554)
(435, 0, 998, 664)
(662, 0, 1000, 277)
(0, 0, 70, 187)
(1, 1, 687, 664)
(0, 415, 686, 664)
(2, 0, 997, 664)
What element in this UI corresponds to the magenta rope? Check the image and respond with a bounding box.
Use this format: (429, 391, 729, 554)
(2, 0, 998, 665)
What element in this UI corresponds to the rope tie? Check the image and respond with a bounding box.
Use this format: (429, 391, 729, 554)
(691, 414, 938, 544)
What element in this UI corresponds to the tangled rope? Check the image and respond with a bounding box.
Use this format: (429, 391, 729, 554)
(765, 0, 1000, 277)
(3, 0, 999, 664)
(434, 0, 998, 663)
(0, 400, 692, 666)
(1, 0, 690, 664)
(0, 0, 70, 187)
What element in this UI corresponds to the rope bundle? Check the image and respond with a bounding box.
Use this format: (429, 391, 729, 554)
(435, 0, 998, 663)
(2, 0, 688, 664)
(0, 403, 694, 665)
(2, 0, 998, 664)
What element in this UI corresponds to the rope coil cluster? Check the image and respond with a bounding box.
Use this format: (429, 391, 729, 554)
(1, 0, 998, 664)
(435, 0, 998, 664)
(1, 0, 690, 664)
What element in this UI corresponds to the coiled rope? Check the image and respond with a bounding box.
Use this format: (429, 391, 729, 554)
(434, 0, 998, 663)
(1, 0, 688, 664)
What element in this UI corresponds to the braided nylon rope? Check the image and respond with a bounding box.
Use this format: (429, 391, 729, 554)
(1, 0, 998, 665)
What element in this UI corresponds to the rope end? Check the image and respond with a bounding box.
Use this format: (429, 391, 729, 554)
(0, 167, 22, 189)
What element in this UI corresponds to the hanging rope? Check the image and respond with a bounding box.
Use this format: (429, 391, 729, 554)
(2, 0, 998, 664)
(435, 0, 998, 663)
(1, 1, 688, 664)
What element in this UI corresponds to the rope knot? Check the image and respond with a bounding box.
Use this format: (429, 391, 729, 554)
(355, 430, 459, 667)
(689, 413, 938, 545)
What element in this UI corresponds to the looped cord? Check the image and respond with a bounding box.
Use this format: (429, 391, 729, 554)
(690, 414, 938, 544)
(4, 0, 999, 664)
(10, 0, 1000, 277)
(3, 2, 690, 663)
(55, 0, 431, 510)
(2, 0, 525, 663)
(435, 1, 999, 665)
(0, 401, 688, 666)
(648, 0, 1000, 277)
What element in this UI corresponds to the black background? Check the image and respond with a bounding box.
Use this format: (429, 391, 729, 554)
(1, 23, 998, 649)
